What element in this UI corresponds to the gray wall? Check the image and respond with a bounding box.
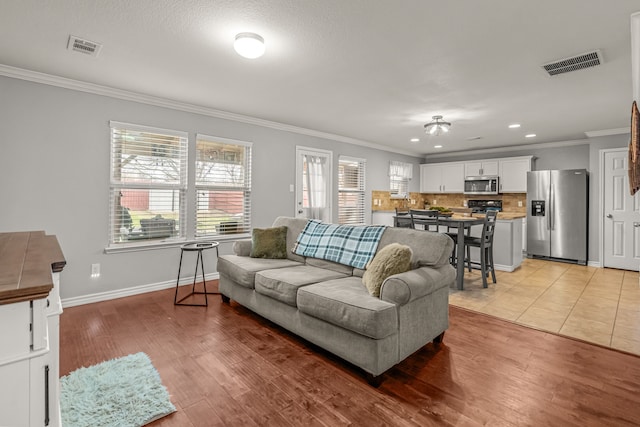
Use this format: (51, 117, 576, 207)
(422, 135, 630, 265)
(0, 75, 422, 301)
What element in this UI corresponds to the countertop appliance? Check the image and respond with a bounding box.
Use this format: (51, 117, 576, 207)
(464, 176, 499, 195)
(527, 169, 588, 264)
(467, 199, 502, 213)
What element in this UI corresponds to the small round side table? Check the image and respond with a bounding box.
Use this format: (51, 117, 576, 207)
(174, 241, 219, 306)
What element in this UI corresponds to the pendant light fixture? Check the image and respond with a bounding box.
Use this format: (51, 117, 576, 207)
(424, 115, 451, 136)
(234, 32, 265, 59)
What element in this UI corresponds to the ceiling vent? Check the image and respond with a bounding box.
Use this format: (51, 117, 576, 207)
(541, 50, 603, 76)
(67, 35, 102, 57)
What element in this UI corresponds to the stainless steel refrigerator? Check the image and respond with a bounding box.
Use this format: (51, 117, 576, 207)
(527, 169, 588, 264)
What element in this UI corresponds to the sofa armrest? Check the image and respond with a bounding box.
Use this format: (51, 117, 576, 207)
(232, 239, 252, 256)
(379, 265, 455, 305)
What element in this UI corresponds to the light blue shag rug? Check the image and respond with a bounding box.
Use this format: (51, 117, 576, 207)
(60, 352, 176, 427)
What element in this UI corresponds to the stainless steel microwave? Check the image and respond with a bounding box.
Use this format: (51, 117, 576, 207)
(464, 176, 500, 195)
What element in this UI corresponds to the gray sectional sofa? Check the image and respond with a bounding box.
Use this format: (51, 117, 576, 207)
(217, 216, 455, 385)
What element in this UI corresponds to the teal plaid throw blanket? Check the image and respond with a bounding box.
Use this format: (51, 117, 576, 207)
(293, 220, 386, 269)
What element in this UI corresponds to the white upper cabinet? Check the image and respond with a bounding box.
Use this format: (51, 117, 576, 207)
(499, 156, 532, 192)
(464, 160, 499, 177)
(420, 162, 464, 193)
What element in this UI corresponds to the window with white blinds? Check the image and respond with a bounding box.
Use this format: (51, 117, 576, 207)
(109, 121, 187, 245)
(389, 161, 413, 198)
(338, 156, 366, 225)
(195, 134, 252, 237)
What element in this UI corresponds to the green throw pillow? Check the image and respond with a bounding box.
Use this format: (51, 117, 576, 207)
(250, 226, 288, 259)
(362, 243, 413, 297)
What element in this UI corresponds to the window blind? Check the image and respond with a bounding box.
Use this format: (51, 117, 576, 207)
(195, 134, 252, 237)
(109, 121, 187, 245)
(338, 156, 366, 225)
(389, 161, 413, 198)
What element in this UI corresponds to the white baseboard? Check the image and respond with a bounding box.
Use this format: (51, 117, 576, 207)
(588, 261, 602, 268)
(61, 272, 220, 308)
(494, 264, 517, 272)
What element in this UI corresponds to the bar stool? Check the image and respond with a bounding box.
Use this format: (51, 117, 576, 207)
(394, 207, 414, 228)
(174, 241, 219, 306)
(463, 210, 498, 288)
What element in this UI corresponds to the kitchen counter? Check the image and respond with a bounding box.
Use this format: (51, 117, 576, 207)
(471, 212, 526, 220)
(0, 231, 66, 305)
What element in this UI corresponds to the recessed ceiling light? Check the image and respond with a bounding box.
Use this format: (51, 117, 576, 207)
(234, 32, 265, 59)
(410, 138, 420, 142)
(525, 133, 537, 138)
(508, 123, 521, 129)
(434, 145, 443, 148)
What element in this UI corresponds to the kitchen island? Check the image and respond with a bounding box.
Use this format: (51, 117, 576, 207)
(0, 231, 65, 427)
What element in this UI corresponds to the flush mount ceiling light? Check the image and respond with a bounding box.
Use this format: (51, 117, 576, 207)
(424, 115, 451, 136)
(234, 32, 265, 59)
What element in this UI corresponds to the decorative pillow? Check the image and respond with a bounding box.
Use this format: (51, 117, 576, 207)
(362, 243, 413, 297)
(250, 226, 288, 259)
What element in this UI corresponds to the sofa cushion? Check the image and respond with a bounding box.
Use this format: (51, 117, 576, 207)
(297, 277, 398, 339)
(305, 257, 353, 275)
(217, 255, 302, 289)
(272, 216, 309, 263)
(362, 243, 412, 297)
(250, 226, 288, 259)
(378, 227, 453, 267)
(255, 266, 348, 307)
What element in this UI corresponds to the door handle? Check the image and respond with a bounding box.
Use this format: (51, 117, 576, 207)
(606, 214, 613, 219)
(634, 222, 640, 227)
(298, 210, 303, 214)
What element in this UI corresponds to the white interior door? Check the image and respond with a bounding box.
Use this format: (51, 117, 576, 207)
(295, 146, 332, 222)
(603, 149, 640, 271)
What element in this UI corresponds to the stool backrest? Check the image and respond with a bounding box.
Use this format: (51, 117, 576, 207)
(481, 210, 498, 245)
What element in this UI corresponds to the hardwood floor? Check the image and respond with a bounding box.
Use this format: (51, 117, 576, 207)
(59, 284, 640, 426)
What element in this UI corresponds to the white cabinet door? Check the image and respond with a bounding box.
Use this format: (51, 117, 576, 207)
(465, 160, 499, 177)
(420, 164, 443, 193)
(0, 359, 30, 427)
(481, 161, 499, 176)
(441, 163, 465, 193)
(464, 160, 500, 177)
(500, 157, 531, 192)
(464, 161, 482, 177)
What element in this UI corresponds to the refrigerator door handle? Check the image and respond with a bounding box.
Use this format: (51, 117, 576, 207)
(549, 184, 554, 230)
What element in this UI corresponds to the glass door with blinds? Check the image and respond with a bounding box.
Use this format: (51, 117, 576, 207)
(295, 147, 332, 222)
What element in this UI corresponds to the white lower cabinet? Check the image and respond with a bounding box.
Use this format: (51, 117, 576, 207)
(0, 273, 61, 427)
(0, 359, 30, 426)
(467, 219, 524, 272)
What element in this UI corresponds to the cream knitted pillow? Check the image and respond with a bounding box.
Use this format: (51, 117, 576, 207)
(362, 243, 413, 297)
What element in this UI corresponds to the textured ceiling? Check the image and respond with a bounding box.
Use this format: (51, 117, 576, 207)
(0, 0, 638, 156)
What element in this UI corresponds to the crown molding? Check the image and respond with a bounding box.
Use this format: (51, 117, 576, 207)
(0, 64, 421, 158)
(424, 138, 592, 160)
(584, 127, 629, 138)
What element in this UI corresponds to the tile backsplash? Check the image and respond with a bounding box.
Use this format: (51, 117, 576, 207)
(371, 191, 527, 213)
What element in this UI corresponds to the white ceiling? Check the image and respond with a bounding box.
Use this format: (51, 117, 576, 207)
(1, 0, 638, 156)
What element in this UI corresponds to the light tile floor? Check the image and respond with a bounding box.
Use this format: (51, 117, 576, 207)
(449, 258, 640, 355)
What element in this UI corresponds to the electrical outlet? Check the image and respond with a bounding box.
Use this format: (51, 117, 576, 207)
(411, 199, 416, 205)
(91, 263, 100, 278)
(432, 199, 437, 205)
(518, 200, 523, 207)
(463, 201, 467, 207)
